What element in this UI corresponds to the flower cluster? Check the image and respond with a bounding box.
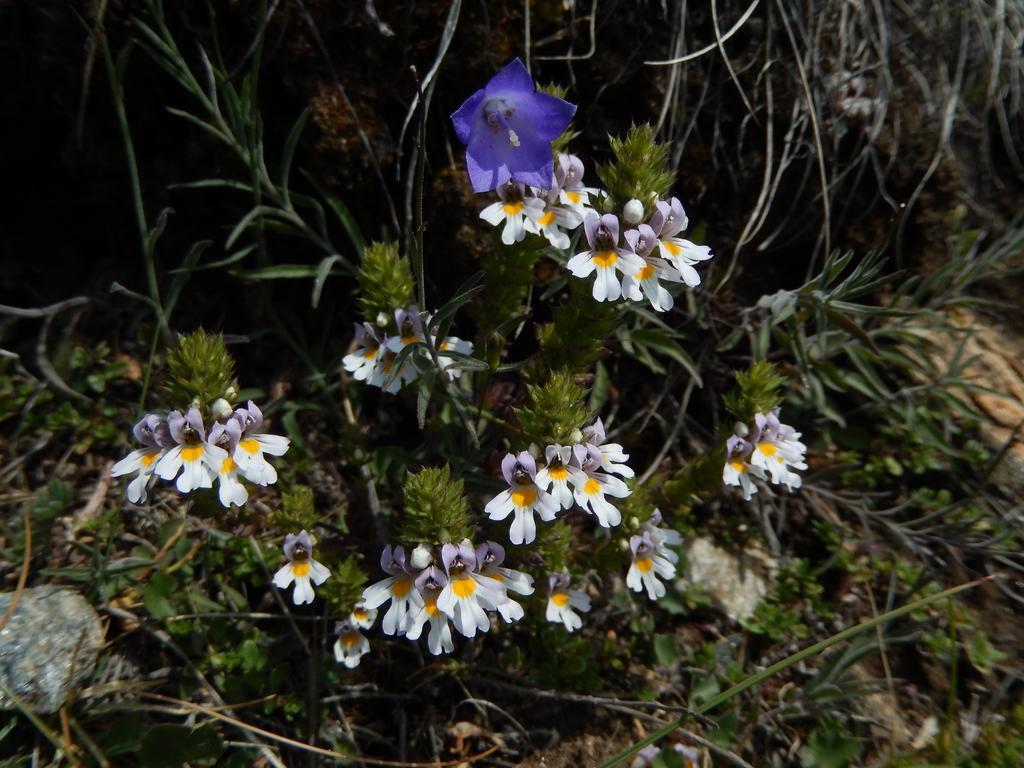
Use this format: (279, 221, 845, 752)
(626, 509, 682, 601)
(485, 418, 634, 544)
(111, 401, 289, 507)
(342, 304, 473, 394)
(360, 540, 535, 658)
(723, 409, 808, 501)
(568, 198, 712, 312)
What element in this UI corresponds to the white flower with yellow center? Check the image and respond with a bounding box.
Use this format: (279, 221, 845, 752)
(436, 336, 475, 381)
(230, 401, 290, 487)
(369, 347, 418, 393)
(535, 444, 574, 510)
(626, 531, 677, 601)
(342, 322, 385, 381)
(545, 572, 591, 632)
(333, 619, 370, 668)
(582, 418, 634, 479)
(485, 451, 559, 545)
(272, 530, 331, 605)
(620, 224, 683, 313)
(476, 541, 533, 624)
(525, 194, 582, 250)
(555, 154, 600, 217)
(404, 567, 456, 656)
(480, 181, 532, 245)
(567, 213, 645, 302)
(722, 434, 765, 501)
(748, 410, 807, 491)
(569, 444, 630, 528)
(649, 197, 712, 287)
(362, 545, 424, 636)
(436, 541, 508, 639)
(111, 413, 173, 504)
(349, 603, 377, 630)
(153, 407, 226, 494)
(207, 419, 248, 508)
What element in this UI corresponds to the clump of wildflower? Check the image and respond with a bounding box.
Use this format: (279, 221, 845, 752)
(480, 181, 534, 245)
(333, 619, 371, 668)
(361, 545, 424, 635)
(342, 303, 476, 394)
(405, 565, 456, 655)
(111, 414, 173, 503)
(545, 572, 591, 632)
(649, 197, 712, 287)
(476, 540, 534, 622)
(723, 409, 807, 500)
(437, 540, 510, 638)
(231, 401, 290, 486)
(569, 443, 630, 528)
(451, 58, 575, 192)
(272, 531, 331, 606)
(626, 510, 681, 601)
(485, 451, 559, 545)
(567, 213, 645, 303)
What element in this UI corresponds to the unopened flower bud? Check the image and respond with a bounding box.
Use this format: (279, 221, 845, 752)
(225, 386, 238, 401)
(375, 311, 390, 328)
(410, 544, 433, 570)
(210, 398, 233, 421)
(568, 428, 584, 445)
(733, 421, 750, 438)
(623, 198, 644, 225)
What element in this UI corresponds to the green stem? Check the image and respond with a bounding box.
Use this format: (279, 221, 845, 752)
(599, 576, 991, 768)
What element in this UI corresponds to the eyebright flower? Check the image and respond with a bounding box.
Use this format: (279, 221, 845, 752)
(451, 58, 576, 193)
(485, 451, 559, 545)
(569, 444, 630, 528)
(480, 182, 534, 245)
(567, 213, 645, 302)
(476, 541, 534, 623)
(545, 572, 591, 632)
(555, 153, 600, 216)
(370, 347, 418, 393)
(435, 335, 475, 381)
(154, 407, 227, 493)
(535, 444, 574, 510)
(272, 530, 331, 605)
(748, 410, 807, 490)
(626, 531, 677, 601)
(649, 198, 712, 287)
(524, 193, 582, 250)
(349, 602, 378, 630)
(437, 540, 508, 639)
(722, 433, 765, 501)
(582, 418, 634, 479)
(333, 620, 370, 668)
(231, 401, 290, 486)
(405, 566, 456, 655)
(111, 413, 172, 503)
(207, 418, 247, 507)
(621, 224, 682, 313)
(342, 322, 386, 382)
(362, 545, 424, 636)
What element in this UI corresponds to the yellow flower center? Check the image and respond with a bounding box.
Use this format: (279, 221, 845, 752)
(663, 240, 682, 257)
(489, 572, 505, 583)
(502, 201, 524, 215)
(402, 335, 419, 345)
(583, 478, 601, 496)
(425, 599, 440, 617)
(343, 632, 360, 648)
(636, 556, 654, 573)
(292, 562, 311, 578)
(391, 578, 412, 598)
(220, 457, 236, 474)
(548, 466, 568, 481)
(363, 347, 378, 360)
(511, 487, 537, 508)
(565, 191, 581, 204)
(730, 460, 747, 473)
(180, 445, 204, 462)
(353, 609, 368, 621)
(538, 211, 556, 227)
(239, 438, 261, 455)
(452, 577, 477, 599)
(140, 450, 161, 467)
(635, 264, 655, 281)
(758, 443, 778, 457)
(593, 250, 617, 269)
(551, 592, 570, 607)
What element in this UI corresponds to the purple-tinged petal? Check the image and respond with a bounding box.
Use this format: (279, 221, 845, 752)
(184, 407, 205, 439)
(416, 565, 448, 592)
(583, 213, 601, 249)
(167, 410, 187, 445)
(515, 451, 537, 478)
(500, 452, 518, 485)
(598, 214, 620, 245)
(511, 91, 576, 142)
(457, 539, 478, 571)
(476, 540, 506, 568)
(441, 543, 460, 573)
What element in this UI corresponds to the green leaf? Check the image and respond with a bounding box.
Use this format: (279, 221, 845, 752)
(301, 170, 366, 255)
(280, 107, 311, 203)
(652, 634, 678, 666)
(966, 629, 1007, 675)
(140, 723, 224, 768)
(311, 254, 343, 309)
(143, 572, 177, 618)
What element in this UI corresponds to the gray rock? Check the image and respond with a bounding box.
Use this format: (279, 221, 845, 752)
(0, 585, 104, 713)
(679, 537, 777, 622)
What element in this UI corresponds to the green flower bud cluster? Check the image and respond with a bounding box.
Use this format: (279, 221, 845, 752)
(164, 329, 238, 415)
(399, 465, 471, 545)
(356, 241, 415, 323)
(595, 124, 674, 218)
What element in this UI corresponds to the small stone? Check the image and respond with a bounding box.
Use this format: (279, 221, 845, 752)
(679, 537, 777, 622)
(0, 585, 104, 713)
